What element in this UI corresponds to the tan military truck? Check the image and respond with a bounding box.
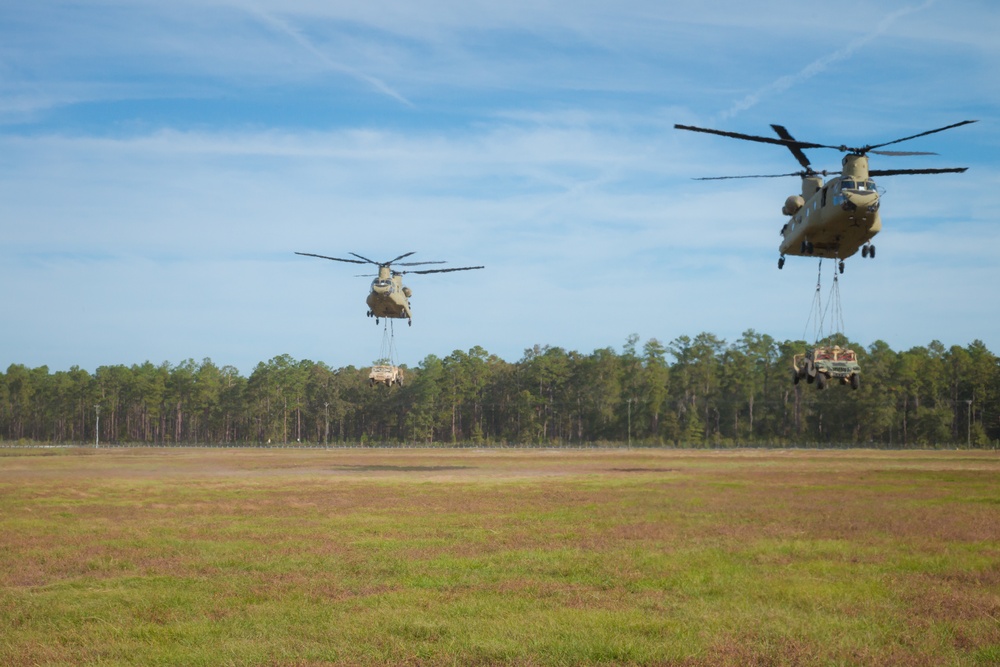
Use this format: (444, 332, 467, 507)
(793, 345, 860, 390)
(369, 364, 404, 387)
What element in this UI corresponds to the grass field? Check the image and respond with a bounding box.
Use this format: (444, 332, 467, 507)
(1, 447, 998, 666)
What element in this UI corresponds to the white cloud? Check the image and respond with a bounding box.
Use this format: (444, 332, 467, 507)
(718, 0, 939, 121)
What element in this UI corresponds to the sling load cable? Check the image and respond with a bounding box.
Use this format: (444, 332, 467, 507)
(803, 259, 825, 343)
(821, 266, 846, 339)
(388, 319, 398, 367)
(376, 319, 398, 367)
(803, 259, 846, 343)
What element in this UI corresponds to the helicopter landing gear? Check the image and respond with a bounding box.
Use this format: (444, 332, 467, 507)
(778, 256, 785, 270)
(801, 240, 814, 255)
(838, 260, 845, 274)
(862, 244, 876, 259)
(408, 319, 412, 327)
(375, 317, 380, 325)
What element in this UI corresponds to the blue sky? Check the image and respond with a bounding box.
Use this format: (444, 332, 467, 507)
(2, 0, 998, 374)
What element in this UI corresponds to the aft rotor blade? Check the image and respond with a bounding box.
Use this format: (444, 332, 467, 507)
(396, 260, 447, 267)
(694, 171, 815, 181)
(771, 124, 813, 171)
(868, 167, 969, 176)
(405, 265, 485, 275)
(674, 124, 826, 150)
(295, 252, 367, 265)
(348, 252, 380, 265)
(864, 120, 977, 152)
(870, 150, 938, 156)
(679, 120, 977, 158)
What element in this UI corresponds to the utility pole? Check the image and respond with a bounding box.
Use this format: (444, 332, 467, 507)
(95, 404, 100, 448)
(324, 401, 330, 447)
(966, 399, 973, 448)
(627, 398, 633, 449)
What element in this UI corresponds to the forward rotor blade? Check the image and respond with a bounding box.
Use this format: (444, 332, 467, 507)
(295, 252, 367, 264)
(771, 124, 813, 171)
(396, 260, 448, 267)
(404, 266, 485, 275)
(865, 120, 977, 152)
(868, 167, 969, 176)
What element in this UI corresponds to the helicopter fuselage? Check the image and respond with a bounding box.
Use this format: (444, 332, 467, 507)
(675, 119, 974, 269)
(779, 155, 881, 260)
(366, 267, 413, 322)
(295, 250, 482, 325)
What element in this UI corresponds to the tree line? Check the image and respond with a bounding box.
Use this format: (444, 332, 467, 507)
(2, 331, 997, 447)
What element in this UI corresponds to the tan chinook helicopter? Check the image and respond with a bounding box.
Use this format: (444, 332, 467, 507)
(675, 120, 976, 272)
(295, 251, 484, 325)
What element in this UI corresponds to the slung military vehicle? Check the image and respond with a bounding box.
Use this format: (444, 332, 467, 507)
(369, 364, 404, 387)
(793, 345, 861, 390)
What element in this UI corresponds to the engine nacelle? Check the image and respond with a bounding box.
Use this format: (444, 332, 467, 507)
(402, 287, 412, 298)
(782, 195, 804, 216)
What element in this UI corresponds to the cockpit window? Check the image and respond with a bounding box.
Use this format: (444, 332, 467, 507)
(841, 180, 857, 191)
(864, 179, 876, 191)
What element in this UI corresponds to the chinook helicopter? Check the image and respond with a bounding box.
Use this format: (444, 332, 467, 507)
(295, 251, 484, 325)
(674, 120, 976, 272)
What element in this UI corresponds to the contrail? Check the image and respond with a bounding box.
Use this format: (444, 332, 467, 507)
(719, 0, 935, 121)
(245, 6, 414, 108)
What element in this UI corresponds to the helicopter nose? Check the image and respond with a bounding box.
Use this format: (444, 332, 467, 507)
(842, 191, 878, 212)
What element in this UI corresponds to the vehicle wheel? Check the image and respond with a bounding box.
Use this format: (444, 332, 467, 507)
(870, 245, 876, 258)
(816, 372, 827, 390)
(850, 374, 860, 390)
(838, 260, 845, 274)
(862, 245, 869, 258)
(778, 257, 785, 269)
(807, 241, 815, 254)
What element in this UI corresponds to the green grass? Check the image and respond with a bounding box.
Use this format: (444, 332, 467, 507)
(1, 448, 998, 665)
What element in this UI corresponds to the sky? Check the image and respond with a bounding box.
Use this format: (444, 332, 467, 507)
(2, 0, 998, 375)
